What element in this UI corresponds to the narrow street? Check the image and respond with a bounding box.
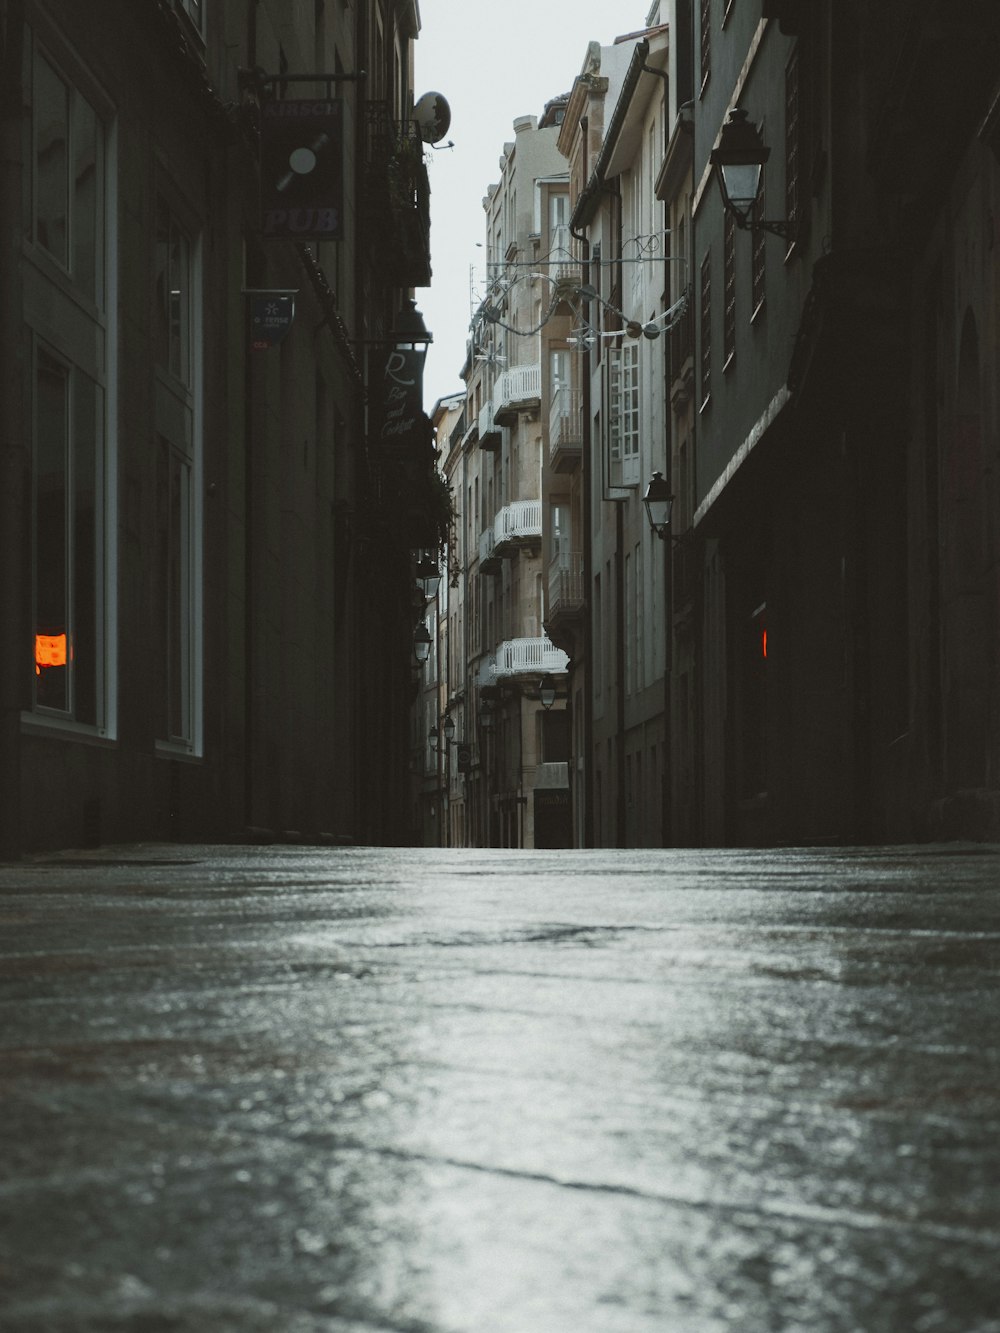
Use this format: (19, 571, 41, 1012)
(2, 843, 999, 1332)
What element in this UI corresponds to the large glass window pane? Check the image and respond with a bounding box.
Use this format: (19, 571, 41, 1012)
(28, 38, 110, 733)
(73, 95, 99, 303)
(624, 344, 639, 459)
(35, 54, 69, 266)
(73, 374, 102, 725)
(157, 439, 192, 744)
(155, 198, 171, 367)
(156, 202, 192, 385)
(170, 226, 191, 383)
(34, 353, 69, 712)
(154, 189, 199, 751)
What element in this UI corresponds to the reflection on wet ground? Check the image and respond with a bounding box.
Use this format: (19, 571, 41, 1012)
(1, 843, 999, 1330)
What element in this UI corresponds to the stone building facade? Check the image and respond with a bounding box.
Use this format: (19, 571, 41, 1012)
(0, 0, 439, 853)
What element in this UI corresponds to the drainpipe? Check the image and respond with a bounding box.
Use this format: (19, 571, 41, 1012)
(615, 501, 627, 846)
(641, 61, 669, 102)
(571, 116, 594, 847)
(0, 1, 25, 858)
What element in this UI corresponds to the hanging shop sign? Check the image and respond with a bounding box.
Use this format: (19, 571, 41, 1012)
(246, 291, 297, 350)
(260, 99, 343, 240)
(379, 347, 425, 445)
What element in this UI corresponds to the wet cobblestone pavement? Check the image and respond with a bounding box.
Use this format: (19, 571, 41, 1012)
(1, 843, 999, 1331)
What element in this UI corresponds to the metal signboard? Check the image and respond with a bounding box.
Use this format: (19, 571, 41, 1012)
(260, 99, 343, 240)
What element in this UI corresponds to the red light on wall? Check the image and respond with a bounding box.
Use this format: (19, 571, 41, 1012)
(35, 633, 67, 674)
(761, 628, 767, 659)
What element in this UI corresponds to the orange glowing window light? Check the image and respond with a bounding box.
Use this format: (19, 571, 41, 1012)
(35, 633, 67, 674)
(761, 628, 768, 659)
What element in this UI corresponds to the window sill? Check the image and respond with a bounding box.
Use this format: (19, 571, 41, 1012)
(22, 712, 116, 746)
(172, 3, 207, 57)
(156, 740, 203, 763)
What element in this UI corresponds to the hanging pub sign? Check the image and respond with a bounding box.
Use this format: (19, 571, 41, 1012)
(260, 99, 343, 240)
(245, 290, 297, 350)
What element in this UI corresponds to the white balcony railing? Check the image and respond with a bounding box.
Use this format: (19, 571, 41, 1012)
(548, 549, 585, 611)
(534, 761, 570, 789)
(545, 225, 577, 284)
(494, 363, 541, 418)
(494, 637, 569, 679)
(495, 499, 541, 546)
(478, 526, 497, 564)
(478, 398, 500, 441)
(478, 655, 496, 689)
(548, 385, 583, 460)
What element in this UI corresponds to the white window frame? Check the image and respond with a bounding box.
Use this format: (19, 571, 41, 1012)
(620, 342, 640, 485)
(176, 0, 205, 37)
(154, 182, 203, 758)
(606, 344, 640, 490)
(23, 30, 117, 741)
(549, 189, 571, 262)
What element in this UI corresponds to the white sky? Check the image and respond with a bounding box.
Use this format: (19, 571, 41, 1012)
(414, 0, 651, 410)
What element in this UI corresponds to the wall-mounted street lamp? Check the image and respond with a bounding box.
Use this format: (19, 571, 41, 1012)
(710, 108, 798, 242)
(642, 472, 675, 541)
(429, 712, 463, 848)
(413, 622, 432, 664)
(392, 299, 433, 363)
(415, 552, 441, 600)
(429, 712, 458, 753)
(538, 676, 557, 710)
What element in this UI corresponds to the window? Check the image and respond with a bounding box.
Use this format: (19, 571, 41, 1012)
(27, 39, 112, 732)
(550, 346, 576, 448)
(625, 552, 633, 694)
(541, 710, 569, 763)
(634, 541, 644, 692)
(623, 344, 639, 476)
(551, 503, 568, 562)
(751, 170, 766, 315)
(785, 45, 800, 239)
(723, 209, 736, 366)
(608, 344, 640, 485)
(549, 191, 570, 260)
(700, 0, 711, 92)
(32, 50, 103, 303)
(593, 572, 602, 707)
(699, 249, 712, 409)
(155, 195, 202, 752)
(156, 199, 192, 385)
(32, 350, 105, 724)
(181, 0, 203, 23)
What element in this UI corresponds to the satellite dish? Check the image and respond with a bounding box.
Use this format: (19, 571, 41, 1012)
(414, 91, 452, 144)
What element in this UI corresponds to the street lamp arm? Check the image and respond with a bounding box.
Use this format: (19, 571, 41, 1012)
(733, 212, 800, 243)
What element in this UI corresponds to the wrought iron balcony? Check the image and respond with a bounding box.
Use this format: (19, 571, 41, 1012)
(363, 102, 431, 288)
